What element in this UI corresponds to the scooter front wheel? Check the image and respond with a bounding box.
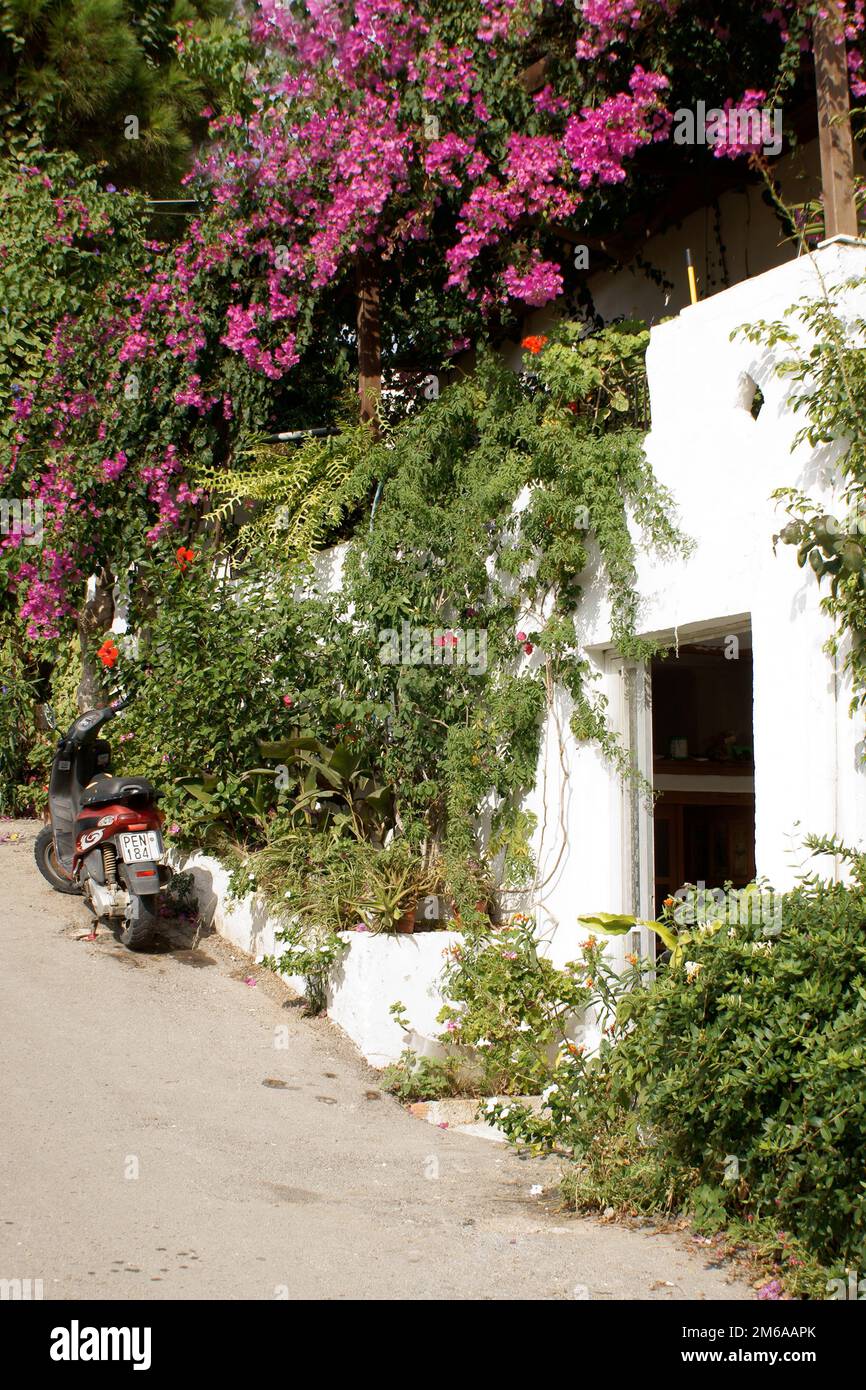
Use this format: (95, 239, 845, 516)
(34, 827, 82, 895)
(119, 893, 158, 951)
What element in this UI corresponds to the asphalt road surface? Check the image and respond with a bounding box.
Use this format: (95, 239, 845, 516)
(0, 819, 753, 1301)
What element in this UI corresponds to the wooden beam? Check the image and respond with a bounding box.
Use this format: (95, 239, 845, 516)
(814, 8, 858, 238)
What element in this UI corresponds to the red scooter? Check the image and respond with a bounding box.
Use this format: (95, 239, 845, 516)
(35, 693, 171, 950)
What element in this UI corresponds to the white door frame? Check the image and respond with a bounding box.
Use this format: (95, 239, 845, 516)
(604, 612, 752, 953)
(603, 654, 654, 960)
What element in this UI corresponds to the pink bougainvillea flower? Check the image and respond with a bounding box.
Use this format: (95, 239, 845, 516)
(516, 630, 527, 642)
(282, 694, 294, 706)
(504, 257, 563, 307)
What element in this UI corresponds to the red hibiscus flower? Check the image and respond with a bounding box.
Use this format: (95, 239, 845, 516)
(97, 639, 119, 669)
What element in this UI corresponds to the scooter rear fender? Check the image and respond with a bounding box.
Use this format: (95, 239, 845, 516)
(73, 803, 165, 873)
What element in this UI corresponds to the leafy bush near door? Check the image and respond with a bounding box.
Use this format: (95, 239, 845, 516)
(490, 843, 866, 1293)
(437, 913, 592, 1094)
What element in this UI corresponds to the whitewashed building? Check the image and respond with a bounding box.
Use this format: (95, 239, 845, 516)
(524, 237, 866, 973)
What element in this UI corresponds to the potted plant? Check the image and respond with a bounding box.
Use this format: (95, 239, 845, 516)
(444, 855, 496, 926)
(351, 843, 440, 935)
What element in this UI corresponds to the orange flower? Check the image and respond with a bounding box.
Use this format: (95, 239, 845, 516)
(664, 896, 675, 909)
(521, 334, 548, 356)
(96, 639, 119, 669)
(176, 546, 195, 572)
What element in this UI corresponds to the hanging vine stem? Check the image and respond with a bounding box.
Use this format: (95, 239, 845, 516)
(533, 657, 575, 908)
(496, 651, 571, 908)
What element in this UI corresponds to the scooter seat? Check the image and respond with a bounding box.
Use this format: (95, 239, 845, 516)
(79, 775, 158, 807)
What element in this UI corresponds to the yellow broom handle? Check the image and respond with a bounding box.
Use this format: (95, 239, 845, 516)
(685, 248, 698, 304)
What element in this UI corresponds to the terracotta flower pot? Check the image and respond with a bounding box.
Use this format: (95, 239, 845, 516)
(396, 908, 416, 934)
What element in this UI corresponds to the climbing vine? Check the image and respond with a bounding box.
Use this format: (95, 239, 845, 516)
(252, 320, 681, 886)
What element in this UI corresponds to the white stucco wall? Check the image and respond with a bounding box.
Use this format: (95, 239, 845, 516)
(525, 239, 866, 939)
(175, 849, 460, 1065)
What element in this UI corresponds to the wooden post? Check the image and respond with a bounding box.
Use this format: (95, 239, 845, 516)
(356, 254, 381, 426)
(814, 7, 858, 239)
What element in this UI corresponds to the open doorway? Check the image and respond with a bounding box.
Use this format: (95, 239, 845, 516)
(650, 627, 755, 917)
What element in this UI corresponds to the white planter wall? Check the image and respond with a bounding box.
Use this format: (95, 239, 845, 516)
(176, 850, 460, 1066)
(176, 850, 602, 1067)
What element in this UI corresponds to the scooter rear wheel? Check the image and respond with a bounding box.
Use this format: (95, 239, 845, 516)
(119, 893, 158, 951)
(34, 826, 82, 895)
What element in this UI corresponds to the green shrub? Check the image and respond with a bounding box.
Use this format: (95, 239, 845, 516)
(109, 553, 325, 841)
(493, 849, 866, 1279)
(438, 912, 592, 1094)
(382, 1049, 468, 1103)
(0, 643, 41, 814)
(0, 634, 80, 816)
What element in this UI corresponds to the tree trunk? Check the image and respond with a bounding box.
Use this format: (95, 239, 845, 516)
(356, 254, 382, 428)
(76, 567, 115, 712)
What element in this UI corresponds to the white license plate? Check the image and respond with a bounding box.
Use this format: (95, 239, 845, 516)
(118, 831, 163, 864)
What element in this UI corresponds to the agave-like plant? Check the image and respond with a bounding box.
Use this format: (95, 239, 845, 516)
(175, 768, 280, 841)
(256, 733, 395, 842)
